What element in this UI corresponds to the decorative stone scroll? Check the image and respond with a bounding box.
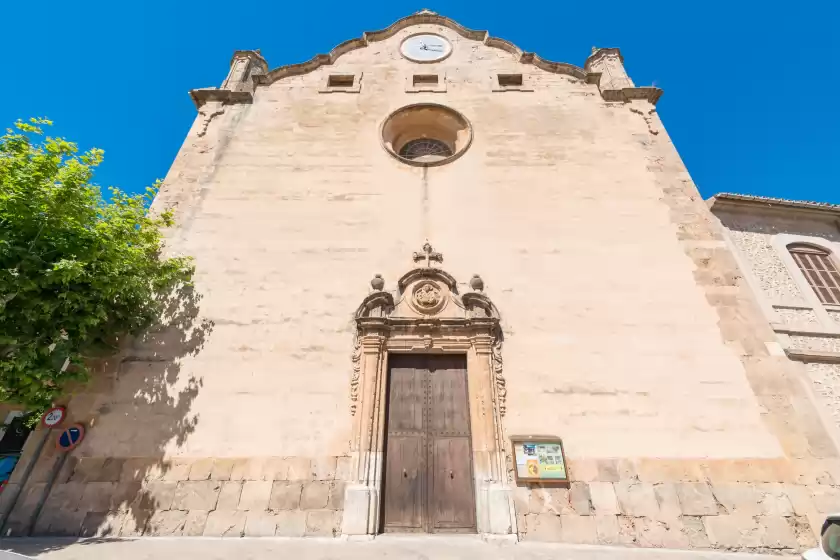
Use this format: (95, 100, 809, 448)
(343, 243, 514, 537)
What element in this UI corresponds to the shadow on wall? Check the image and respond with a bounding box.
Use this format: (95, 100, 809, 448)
(0, 284, 213, 548)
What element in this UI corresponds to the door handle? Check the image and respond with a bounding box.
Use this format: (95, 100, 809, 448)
(403, 469, 408, 478)
(450, 470, 454, 479)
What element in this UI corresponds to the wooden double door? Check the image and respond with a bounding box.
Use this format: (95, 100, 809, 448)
(382, 354, 476, 533)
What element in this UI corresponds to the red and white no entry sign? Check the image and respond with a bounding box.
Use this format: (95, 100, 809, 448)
(40, 406, 66, 428)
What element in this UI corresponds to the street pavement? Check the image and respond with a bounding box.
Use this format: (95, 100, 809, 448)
(0, 536, 800, 560)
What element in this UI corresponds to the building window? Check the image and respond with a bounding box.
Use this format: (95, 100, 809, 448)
(381, 103, 472, 167)
(399, 138, 453, 161)
(320, 73, 362, 93)
(492, 73, 533, 92)
(413, 74, 439, 87)
(789, 244, 840, 305)
(405, 73, 446, 93)
(327, 75, 355, 88)
(497, 74, 523, 87)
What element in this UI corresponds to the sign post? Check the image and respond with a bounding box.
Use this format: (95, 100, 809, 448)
(56, 424, 85, 452)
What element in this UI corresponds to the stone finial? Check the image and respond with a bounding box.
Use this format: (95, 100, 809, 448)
(469, 274, 484, 292)
(371, 274, 385, 291)
(412, 240, 443, 268)
(416, 8, 437, 15)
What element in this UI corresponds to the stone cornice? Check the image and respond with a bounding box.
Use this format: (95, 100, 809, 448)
(709, 193, 840, 219)
(189, 88, 253, 109)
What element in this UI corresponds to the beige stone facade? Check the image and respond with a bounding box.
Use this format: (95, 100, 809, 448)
(1, 10, 839, 553)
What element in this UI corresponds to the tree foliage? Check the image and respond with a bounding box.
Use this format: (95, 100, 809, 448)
(0, 118, 193, 413)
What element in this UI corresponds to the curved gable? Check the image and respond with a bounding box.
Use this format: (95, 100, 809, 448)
(255, 10, 588, 86)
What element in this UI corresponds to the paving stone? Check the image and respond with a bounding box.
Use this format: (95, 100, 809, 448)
(524, 513, 562, 541)
(311, 457, 337, 480)
(596, 460, 620, 482)
(760, 515, 798, 549)
(682, 515, 711, 548)
(529, 487, 572, 515)
(161, 460, 192, 482)
(245, 512, 278, 536)
(118, 512, 148, 536)
(145, 510, 188, 536)
(275, 510, 307, 537)
(43, 483, 84, 512)
(300, 481, 330, 510)
(784, 484, 816, 516)
(99, 458, 125, 482)
(614, 481, 659, 517)
(617, 516, 638, 546)
(789, 515, 819, 549)
(512, 485, 530, 515)
(120, 458, 154, 482)
(203, 510, 246, 537)
(70, 458, 104, 483)
(188, 458, 215, 481)
(589, 482, 619, 515)
(594, 515, 619, 545)
(305, 510, 338, 537)
(703, 514, 762, 548)
(335, 456, 354, 481)
(810, 485, 840, 514)
(559, 514, 597, 544)
(634, 517, 689, 549)
(181, 510, 209, 536)
(328, 481, 346, 510)
(675, 483, 718, 516)
(230, 458, 266, 481)
(217, 481, 243, 510)
(238, 481, 272, 511)
(110, 481, 142, 511)
(172, 481, 221, 511)
(269, 481, 303, 510)
(210, 459, 236, 481)
(79, 511, 124, 538)
(757, 482, 794, 516)
(287, 457, 312, 481)
(261, 457, 288, 481)
(569, 482, 593, 515)
(136, 480, 178, 511)
(653, 484, 681, 518)
(710, 483, 762, 515)
(39, 509, 85, 537)
(79, 482, 116, 512)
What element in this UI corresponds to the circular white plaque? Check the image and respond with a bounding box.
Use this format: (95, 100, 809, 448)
(400, 34, 452, 63)
(41, 406, 66, 428)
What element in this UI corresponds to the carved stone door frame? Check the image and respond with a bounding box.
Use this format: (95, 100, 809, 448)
(341, 247, 515, 537)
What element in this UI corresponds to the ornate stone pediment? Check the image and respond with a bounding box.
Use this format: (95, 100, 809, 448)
(351, 242, 505, 418)
(355, 243, 500, 324)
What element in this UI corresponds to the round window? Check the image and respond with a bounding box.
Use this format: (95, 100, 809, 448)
(381, 104, 472, 167)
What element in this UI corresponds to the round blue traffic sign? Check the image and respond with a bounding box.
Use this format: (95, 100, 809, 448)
(56, 424, 85, 452)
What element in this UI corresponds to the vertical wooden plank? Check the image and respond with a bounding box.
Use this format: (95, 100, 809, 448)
(382, 355, 426, 531)
(427, 355, 476, 532)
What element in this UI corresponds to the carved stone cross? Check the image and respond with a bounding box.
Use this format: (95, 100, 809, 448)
(413, 241, 443, 268)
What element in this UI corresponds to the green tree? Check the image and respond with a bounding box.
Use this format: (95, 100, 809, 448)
(0, 118, 193, 413)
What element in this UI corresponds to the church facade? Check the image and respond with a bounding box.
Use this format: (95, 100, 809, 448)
(0, 11, 838, 552)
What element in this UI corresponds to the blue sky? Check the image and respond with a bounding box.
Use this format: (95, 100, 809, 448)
(2, 1, 838, 203)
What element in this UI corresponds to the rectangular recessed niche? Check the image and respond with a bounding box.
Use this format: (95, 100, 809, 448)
(498, 74, 523, 87)
(327, 74, 355, 88)
(413, 74, 439, 86)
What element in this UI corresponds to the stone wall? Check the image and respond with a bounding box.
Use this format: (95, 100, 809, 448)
(514, 457, 835, 552)
(9, 456, 347, 538)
